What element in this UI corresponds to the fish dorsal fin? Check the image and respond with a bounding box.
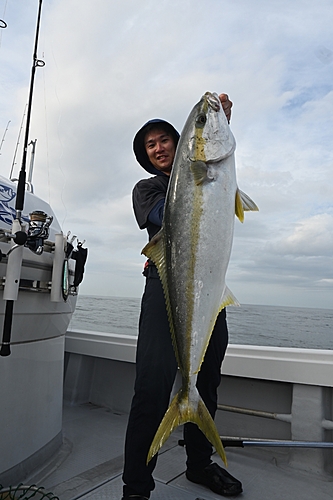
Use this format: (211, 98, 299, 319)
(235, 188, 259, 222)
(141, 231, 181, 368)
(191, 161, 208, 185)
(141, 230, 165, 271)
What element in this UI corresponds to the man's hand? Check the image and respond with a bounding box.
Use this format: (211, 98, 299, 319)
(219, 93, 233, 124)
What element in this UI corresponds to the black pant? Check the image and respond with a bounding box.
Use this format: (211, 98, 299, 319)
(122, 268, 228, 498)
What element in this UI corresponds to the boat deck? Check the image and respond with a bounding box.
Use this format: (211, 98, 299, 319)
(26, 402, 332, 500)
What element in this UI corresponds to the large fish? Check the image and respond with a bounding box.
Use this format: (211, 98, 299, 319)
(142, 92, 258, 465)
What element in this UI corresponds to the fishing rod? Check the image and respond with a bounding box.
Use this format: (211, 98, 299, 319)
(0, 0, 45, 357)
(10, 105, 27, 179)
(16, 0, 45, 221)
(0, 5, 8, 50)
(179, 437, 333, 450)
(221, 437, 333, 449)
(0, 120, 10, 155)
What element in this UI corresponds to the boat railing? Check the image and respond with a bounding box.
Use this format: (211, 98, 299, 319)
(64, 329, 333, 476)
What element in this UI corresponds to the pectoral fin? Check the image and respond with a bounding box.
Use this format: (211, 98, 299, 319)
(235, 188, 259, 222)
(191, 161, 208, 185)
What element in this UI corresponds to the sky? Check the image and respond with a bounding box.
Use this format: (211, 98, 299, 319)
(0, 0, 332, 309)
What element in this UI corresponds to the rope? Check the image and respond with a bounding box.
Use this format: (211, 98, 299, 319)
(0, 484, 59, 500)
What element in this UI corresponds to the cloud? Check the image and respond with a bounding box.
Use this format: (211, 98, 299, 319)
(276, 214, 333, 256)
(0, 0, 332, 309)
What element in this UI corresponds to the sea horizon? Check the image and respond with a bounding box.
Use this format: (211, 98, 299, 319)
(77, 293, 333, 312)
(69, 295, 333, 350)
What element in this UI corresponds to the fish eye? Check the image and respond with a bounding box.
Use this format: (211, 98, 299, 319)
(196, 113, 206, 127)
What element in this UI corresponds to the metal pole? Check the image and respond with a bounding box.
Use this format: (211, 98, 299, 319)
(221, 437, 333, 449)
(217, 403, 292, 423)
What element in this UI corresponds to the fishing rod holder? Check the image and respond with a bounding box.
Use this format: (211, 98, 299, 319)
(0, 229, 28, 260)
(26, 210, 53, 255)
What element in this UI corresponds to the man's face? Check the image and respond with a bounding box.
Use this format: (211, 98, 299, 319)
(145, 129, 176, 176)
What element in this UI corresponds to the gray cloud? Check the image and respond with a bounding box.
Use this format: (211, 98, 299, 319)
(0, 0, 332, 309)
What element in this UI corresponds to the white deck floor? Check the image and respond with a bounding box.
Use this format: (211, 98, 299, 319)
(25, 402, 333, 500)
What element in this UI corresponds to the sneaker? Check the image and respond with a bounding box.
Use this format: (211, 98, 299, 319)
(186, 462, 243, 497)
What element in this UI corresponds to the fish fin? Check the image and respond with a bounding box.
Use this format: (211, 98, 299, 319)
(235, 189, 245, 223)
(235, 188, 259, 222)
(220, 285, 240, 310)
(195, 398, 228, 467)
(141, 232, 181, 369)
(147, 392, 182, 464)
(195, 287, 240, 376)
(147, 388, 227, 467)
(239, 189, 259, 212)
(141, 230, 165, 268)
(191, 161, 208, 185)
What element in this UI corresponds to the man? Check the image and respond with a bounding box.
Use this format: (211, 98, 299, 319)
(122, 94, 242, 499)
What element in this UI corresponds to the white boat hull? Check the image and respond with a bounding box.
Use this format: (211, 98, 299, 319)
(1, 335, 66, 480)
(0, 175, 79, 483)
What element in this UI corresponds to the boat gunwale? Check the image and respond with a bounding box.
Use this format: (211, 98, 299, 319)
(65, 329, 333, 387)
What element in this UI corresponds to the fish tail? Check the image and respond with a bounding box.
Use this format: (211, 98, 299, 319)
(147, 392, 182, 464)
(147, 390, 227, 466)
(195, 398, 228, 467)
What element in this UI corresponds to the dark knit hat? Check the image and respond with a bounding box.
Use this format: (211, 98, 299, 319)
(133, 119, 180, 175)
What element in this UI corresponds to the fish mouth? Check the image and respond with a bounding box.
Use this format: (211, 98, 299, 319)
(205, 92, 221, 111)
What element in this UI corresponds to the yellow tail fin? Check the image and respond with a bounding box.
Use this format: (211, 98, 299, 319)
(147, 388, 227, 466)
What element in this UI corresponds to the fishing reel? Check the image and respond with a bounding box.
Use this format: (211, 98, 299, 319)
(0, 210, 53, 260)
(25, 210, 53, 255)
(0, 212, 50, 262)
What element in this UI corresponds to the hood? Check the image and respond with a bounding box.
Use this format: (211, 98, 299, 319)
(133, 119, 180, 176)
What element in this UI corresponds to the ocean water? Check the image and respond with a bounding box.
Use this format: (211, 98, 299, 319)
(69, 295, 333, 350)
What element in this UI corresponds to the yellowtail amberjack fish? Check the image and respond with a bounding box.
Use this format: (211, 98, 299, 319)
(142, 92, 258, 465)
